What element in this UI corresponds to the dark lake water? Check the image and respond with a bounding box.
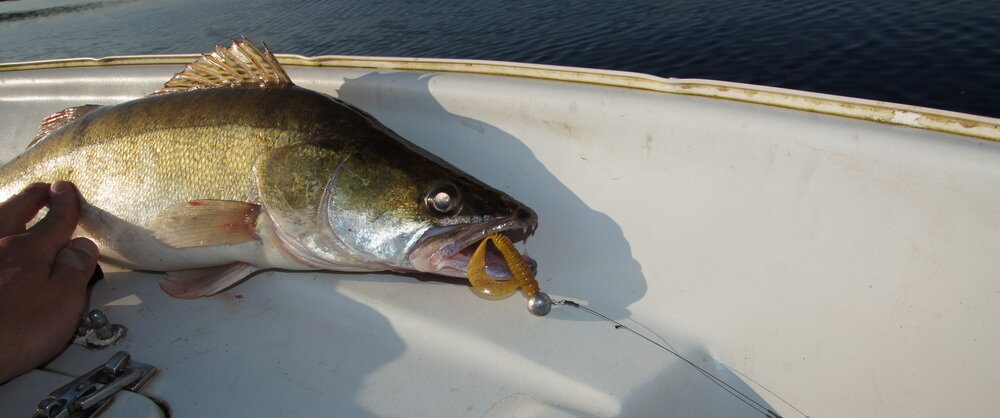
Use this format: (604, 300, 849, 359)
(1, 0, 997, 118)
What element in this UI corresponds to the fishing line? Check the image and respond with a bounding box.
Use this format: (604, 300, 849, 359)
(727, 364, 810, 418)
(465, 235, 798, 417)
(552, 299, 784, 418)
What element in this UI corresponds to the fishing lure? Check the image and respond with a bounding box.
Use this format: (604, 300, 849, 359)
(466, 233, 552, 316)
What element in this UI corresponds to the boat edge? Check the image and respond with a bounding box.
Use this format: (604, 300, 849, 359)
(1, 53, 997, 142)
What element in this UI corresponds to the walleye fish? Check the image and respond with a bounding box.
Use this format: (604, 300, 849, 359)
(0, 39, 537, 298)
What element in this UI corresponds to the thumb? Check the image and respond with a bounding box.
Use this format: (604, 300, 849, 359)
(50, 238, 99, 291)
(31, 181, 81, 262)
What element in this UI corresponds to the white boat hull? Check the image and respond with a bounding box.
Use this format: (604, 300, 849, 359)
(1, 56, 998, 417)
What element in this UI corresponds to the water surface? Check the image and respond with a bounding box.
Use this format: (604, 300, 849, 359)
(1, 0, 997, 117)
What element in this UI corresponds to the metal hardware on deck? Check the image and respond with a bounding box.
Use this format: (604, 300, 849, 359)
(33, 351, 156, 418)
(74, 309, 126, 349)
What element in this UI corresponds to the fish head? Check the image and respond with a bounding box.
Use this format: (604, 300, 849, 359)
(406, 175, 539, 279)
(320, 144, 537, 278)
(256, 94, 538, 278)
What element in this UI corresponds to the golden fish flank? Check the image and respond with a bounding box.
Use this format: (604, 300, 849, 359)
(0, 38, 537, 298)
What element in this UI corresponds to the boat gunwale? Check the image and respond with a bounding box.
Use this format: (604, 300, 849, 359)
(1, 53, 997, 141)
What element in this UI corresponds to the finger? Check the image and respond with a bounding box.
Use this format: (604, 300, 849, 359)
(28, 181, 81, 261)
(0, 183, 50, 236)
(50, 238, 99, 289)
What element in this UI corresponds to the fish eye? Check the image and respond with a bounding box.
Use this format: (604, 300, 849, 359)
(423, 183, 461, 216)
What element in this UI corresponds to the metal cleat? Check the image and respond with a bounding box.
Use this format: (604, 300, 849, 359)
(33, 351, 156, 418)
(73, 310, 126, 349)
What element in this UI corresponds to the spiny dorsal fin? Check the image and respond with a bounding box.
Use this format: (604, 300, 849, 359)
(153, 37, 292, 95)
(28, 104, 102, 149)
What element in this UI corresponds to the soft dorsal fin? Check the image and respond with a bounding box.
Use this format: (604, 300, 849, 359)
(28, 104, 102, 149)
(153, 37, 292, 95)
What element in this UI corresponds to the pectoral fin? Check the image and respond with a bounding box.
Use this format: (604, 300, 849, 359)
(149, 200, 261, 248)
(160, 262, 261, 299)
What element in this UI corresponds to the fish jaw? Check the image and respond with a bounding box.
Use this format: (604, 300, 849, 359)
(407, 215, 537, 278)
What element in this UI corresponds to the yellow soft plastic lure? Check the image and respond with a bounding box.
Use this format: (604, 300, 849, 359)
(467, 233, 550, 315)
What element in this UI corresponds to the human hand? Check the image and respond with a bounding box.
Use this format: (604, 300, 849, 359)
(0, 181, 99, 383)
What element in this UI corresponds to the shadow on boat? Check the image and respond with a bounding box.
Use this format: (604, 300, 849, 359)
(334, 70, 647, 322)
(332, 72, 783, 417)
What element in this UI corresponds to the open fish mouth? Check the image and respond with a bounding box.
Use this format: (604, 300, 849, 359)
(408, 215, 537, 279)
